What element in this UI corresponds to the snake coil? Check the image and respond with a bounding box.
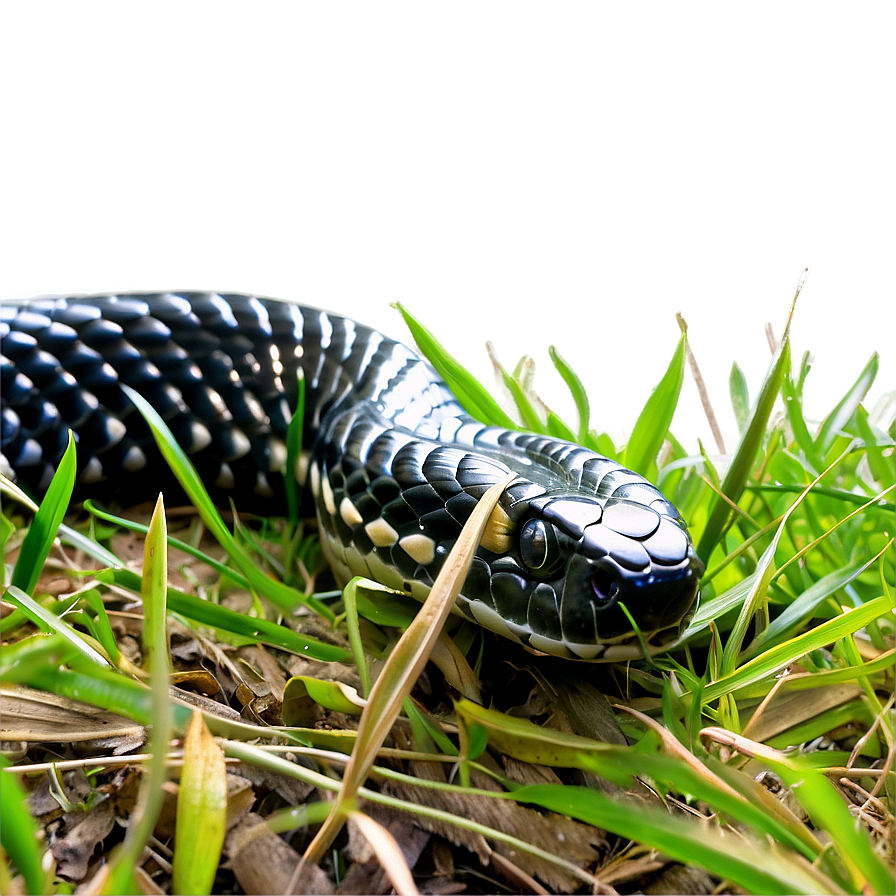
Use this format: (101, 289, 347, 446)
(1, 292, 703, 660)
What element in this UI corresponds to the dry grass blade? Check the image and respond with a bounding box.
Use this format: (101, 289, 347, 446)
(348, 810, 420, 895)
(298, 472, 516, 872)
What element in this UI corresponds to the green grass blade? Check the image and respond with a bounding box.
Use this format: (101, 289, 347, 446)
(814, 352, 879, 459)
(781, 352, 820, 469)
(493, 353, 545, 433)
(510, 784, 837, 895)
(856, 405, 895, 488)
(729, 361, 750, 433)
(702, 595, 892, 704)
(0, 755, 51, 895)
(393, 302, 517, 429)
(744, 483, 895, 513)
(545, 410, 577, 441)
(696, 300, 794, 562)
(141, 495, 171, 677)
(15, 662, 307, 744)
(4, 585, 110, 667)
(455, 698, 819, 860)
(11, 430, 77, 594)
(587, 429, 618, 459)
(548, 346, 591, 442)
(285, 369, 305, 526)
(703, 730, 893, 894)
(745, 548, 889, 657)
(94, 568, 351, 662)
(101, 496, 172, 894)
(622, 331, 686, 480)
(340, 577, 374, 697)
(121, 387, 332, 620)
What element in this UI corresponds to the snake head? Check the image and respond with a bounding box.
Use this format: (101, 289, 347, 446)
(460, 482, 704, 661)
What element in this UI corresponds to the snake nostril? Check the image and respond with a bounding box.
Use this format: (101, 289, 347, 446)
(591, 566, 619, 605)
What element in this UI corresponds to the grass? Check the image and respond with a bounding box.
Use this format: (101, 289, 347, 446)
(1, 287, 893, 895)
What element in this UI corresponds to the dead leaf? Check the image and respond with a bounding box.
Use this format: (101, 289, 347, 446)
(227, 813, 334, 895)
(1, 685, 144, 750)
(49, 800, 116, 882)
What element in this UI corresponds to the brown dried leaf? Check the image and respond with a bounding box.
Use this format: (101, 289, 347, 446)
(383, 759, 605, 892)
(742, 683, 863, 743)
(49, 800, 116, 882)
(227, 813, 334, 895)
(1, 685, 144, 749)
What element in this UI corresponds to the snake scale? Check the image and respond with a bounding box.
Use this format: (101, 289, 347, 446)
(1, 292, 703, 661)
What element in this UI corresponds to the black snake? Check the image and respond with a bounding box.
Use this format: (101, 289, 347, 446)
(1, 292, 703, 660)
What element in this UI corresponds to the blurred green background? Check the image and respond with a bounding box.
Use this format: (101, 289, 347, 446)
(2, 0, 894, 439)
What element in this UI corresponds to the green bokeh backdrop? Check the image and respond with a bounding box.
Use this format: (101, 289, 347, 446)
(2, 2, 894, 438)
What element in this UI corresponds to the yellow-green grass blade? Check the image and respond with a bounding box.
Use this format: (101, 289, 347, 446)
(586, 428, 618, 459)
(622, 331, 686, 481)
(744, 483, 895, 513)
(141, 495, 170, 677)
(84, 500, 260, 590)
(781, 350, 821, 469)
(11, 430, 77, 595)
(347, 577, 420, 628)
(855, 405, 895, 488)
(58, 514, 350, 661)
(717, 447, 857, 675)
(340, 577, 374, 697)
(173, 711, 227, 895)
(283, 675, 365, 724)
(121, 386, 333, 621)
(696, 296, 795, 562)
(760, 700, 879, 755)
(7, 658, 308, 745)
(393, 303, 517, 429)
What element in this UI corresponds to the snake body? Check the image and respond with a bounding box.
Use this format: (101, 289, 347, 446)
(1, 292, 703, 660)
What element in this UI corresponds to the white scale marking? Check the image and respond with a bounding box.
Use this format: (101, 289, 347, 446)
(122, 446, 147, 472)
(215, 463, 235, 489)
(321, 472, 337, 515)
(364, 517, 399, 547)
(398, 533, 436, 565)
(339, 496, 363, 528)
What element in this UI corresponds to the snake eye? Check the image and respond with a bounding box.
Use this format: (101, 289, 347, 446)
(519, 518, 563, 577)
